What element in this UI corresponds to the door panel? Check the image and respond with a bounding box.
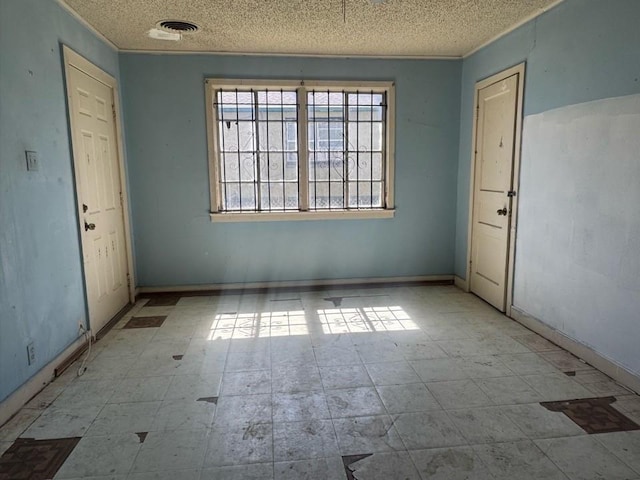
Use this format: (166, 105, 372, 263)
(470, 74, 519, 311)
(69, 66, 129, 333)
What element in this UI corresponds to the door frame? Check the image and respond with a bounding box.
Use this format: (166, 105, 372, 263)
(62, 45, 136, 331)
(465, 62, 525, 317)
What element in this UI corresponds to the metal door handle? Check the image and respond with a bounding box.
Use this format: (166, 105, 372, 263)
(497, 208, 508, 216)
(85, 222, 96, 231)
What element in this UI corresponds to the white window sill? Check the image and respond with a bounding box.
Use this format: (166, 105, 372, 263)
(209, 209, 395, 223)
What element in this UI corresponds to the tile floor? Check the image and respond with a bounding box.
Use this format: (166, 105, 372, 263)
(1, 285, 640, 479)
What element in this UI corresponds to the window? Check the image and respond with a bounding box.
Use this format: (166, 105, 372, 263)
(205, 79, 395, 221)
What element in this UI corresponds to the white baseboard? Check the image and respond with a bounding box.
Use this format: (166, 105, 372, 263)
(510, 306, 640, 395)
(0, 333, 89, 428)
(454, 275, 469, 291)
(137, 275, 455, 294)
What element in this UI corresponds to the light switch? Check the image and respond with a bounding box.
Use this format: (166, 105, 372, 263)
(26, 151, 38, 171)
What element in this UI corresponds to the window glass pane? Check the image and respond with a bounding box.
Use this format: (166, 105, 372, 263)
(257, 90, 297, 105)
(347, 93, 385, 121)
(347, 106, 384, 122)
(239, 183, 257, 211)
(220, 120, 255, 152)
(223, 182, 258, 211)
(260, 182, 298, 211)
(238, 153, 256, 182)
(257, 119, 298, 153)
(347, 122, 383, 152)
(347, 153, 383, 181)
(261, 182, 283, 210)
(329, 181, 345, 209)
(310, 181, 329, 209)
(260, 152, 284, 181)
(216, 88, 298, 213)
(284, 183, 298, 209)
(308, 91, 344, 111)
(348, 181, 370, 208)
(348, 181, 383, 208)
(371, 181, 384, 207)
(310, 181, 344, 210)
(222, 183, 239, 210)
(309, 153, 329, 181)
(284, 153, 298, 181)
(222, 153, 239, 182)
(219, 91, 253, 104)
(284, 122, 297, 151)
(217, 91, 254, 121)
(347, 92, 383, 106)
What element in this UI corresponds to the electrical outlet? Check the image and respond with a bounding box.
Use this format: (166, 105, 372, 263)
(25, 151, 39, 171)
(27, 342, 35, 365)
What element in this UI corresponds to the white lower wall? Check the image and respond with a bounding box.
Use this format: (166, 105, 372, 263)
(513, 93, 640, 377)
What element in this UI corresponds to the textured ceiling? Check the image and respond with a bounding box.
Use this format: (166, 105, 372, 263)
(61, 0, 561, 57)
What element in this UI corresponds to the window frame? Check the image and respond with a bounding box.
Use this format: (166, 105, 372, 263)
(205, 78, 396, 222)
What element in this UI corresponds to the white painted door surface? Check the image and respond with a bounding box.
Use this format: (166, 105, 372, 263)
(470, 74, 518, 311)
(68, 66, 129, 333)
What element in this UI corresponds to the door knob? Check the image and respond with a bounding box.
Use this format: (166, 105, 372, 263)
(497, 208, 508, 216)
(84, 221, 96, 231)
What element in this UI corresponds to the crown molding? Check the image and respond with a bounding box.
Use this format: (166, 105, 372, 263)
(463, 0, 566, 58)
(55, 0, 118, 50)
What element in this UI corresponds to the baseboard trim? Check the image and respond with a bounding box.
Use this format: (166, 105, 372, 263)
(454, 275, 469, 291)
(137, 275, 455, 295)
(0, 333, 89, 428)
(95, 303, 134, 341)
(510, 306, 640, 395)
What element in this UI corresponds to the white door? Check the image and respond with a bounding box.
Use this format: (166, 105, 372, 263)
(67, 65, 129, 333)
(470, 74, 519, 311)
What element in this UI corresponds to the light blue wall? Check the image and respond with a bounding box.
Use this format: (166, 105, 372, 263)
(0, 0, 120, 402)
(455, 0, 640, 277)
(455, 0, 640, 374)
(120, 55, 462, 286)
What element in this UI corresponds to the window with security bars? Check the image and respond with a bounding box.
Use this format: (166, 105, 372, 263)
(307, 90, 385, 210)
(214, 89, 299, 212)
(206, 80, 395, 219)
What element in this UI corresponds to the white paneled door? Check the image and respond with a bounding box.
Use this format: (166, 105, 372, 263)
(470, 72, 520, 312)
(67, 58, 130, 334)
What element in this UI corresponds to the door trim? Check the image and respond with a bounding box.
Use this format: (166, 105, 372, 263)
(62, 45, 136, 326)
(465, 62, 525, 317)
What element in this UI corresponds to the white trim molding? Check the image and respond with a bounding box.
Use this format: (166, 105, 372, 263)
(137, 275, 454, 294)
(463, 0, 566, 58)
(210, 209, 394, 222)
(205, 78, 396, 220)
(58, 0, 565, 61)
(55, 0, 118, 51)
(120, 49, 460, 60)
(510, 306, 640, 395)
(454, 275, 469, 291)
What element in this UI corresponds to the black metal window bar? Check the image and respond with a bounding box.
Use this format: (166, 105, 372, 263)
(215, 89, 299, 212)
(308, 90, 386, 210)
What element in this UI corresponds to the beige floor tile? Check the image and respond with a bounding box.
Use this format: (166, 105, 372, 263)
(1, 286, 638, 480)
(536, 435, 638, 480)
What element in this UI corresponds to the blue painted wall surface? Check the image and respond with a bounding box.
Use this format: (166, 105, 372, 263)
(455, 0, 640, 278)
(0, 0, 120, 402)
(120, 55, 461, 286)
(455, 0, 640, 374)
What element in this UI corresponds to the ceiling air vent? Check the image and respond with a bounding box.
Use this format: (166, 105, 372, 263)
(157, 20, 199, 33)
